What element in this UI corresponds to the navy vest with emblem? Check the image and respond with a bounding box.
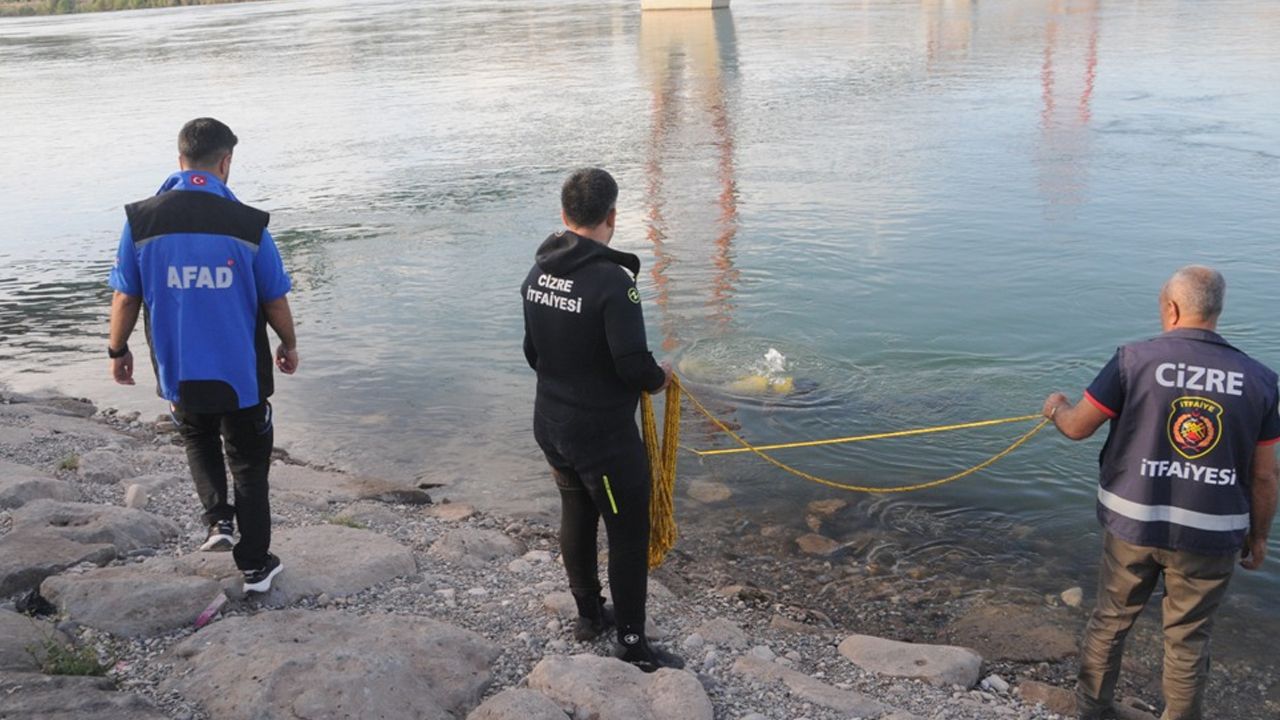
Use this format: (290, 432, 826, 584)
(1086, 328, 1280, 555)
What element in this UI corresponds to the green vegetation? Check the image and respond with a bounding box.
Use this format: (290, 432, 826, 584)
(326, 515, 367, 530)
(57, 454, 79, 472)
(26, 628, 112, 677)
(0, 0, 262, 17)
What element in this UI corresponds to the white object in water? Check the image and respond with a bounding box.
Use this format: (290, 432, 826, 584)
(763, 348, 787, 375)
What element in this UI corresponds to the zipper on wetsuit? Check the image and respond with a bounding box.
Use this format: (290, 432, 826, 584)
(602, 474, 619, 515)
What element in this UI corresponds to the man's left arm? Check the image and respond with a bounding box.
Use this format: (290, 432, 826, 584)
(1241, 444, 1276, 571)
(602, 274, 668, 393)
(1243, 390, 1280, 570)
(263, 296, 298, 374)
(255, 229, 298, 374)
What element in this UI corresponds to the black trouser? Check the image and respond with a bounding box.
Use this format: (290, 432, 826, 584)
(534, 409, 651, 642)
(173, 401, 274, 571)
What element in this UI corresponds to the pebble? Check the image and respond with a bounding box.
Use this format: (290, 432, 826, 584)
(1061, 586, 1085, 608)
(683, 632, 706, 652)
(749, 645, 776, 662)
(981, 674, 1011, 694)
(124, 483, 149, 509)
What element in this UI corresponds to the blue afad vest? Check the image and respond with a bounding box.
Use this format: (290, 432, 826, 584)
(108, 171, 292, 413)
(1086, 328, 1280, 555)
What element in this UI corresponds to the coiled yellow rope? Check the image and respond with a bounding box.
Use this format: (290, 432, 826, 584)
(642, 376, 682, 569)
(642, 375, 1050, 567)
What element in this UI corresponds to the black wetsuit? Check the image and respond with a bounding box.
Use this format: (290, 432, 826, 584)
(522, 230, 665, 647)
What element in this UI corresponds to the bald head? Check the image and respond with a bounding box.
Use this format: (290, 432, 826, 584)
(1161, 265, 1225, 330)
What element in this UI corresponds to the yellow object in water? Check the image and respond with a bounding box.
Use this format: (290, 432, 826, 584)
(727, 374, 794, 395)
(728, 374, 770, 394)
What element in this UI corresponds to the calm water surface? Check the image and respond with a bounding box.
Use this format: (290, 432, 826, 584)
(2, 0, 1278, 662)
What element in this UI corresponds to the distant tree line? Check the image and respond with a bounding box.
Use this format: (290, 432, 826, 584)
(0, 0, 263, 16)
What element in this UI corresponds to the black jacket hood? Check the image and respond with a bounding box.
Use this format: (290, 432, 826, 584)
(535, 230, 641, 277)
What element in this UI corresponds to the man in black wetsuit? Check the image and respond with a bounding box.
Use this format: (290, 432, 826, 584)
(521, 168, 684, 672)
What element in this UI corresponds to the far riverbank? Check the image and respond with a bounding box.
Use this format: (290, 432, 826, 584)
(0, 0, 262, 18)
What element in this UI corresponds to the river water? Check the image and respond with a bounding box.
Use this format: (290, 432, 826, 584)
(1, 0, 1278, 675)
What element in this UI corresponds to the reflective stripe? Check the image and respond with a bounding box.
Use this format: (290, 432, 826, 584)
(1098, 487, 1250, 532)
(602, 475, 619, 515)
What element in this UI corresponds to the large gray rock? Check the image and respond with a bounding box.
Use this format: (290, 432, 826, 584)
(156, 524, 417, 605)
(795, 533, 842, 557)
(41, 565, 222, 638)
(10, 500, 179, 553)
(263, 524, 418, 604)
(946, 604, 1079, 662)
(838, 634, 983, 689)
(0, 531, 116, 597)
(271, 464, 431, 510)
(122, 472, 185, 494)
(26, 394, 97, 418)
(428, 528, 526, 569)
(732, 654, 889, 716)
(694, 618, 749, 650)
(0, 400, 121, 446)
(527, 654, 712, 720)
(0, 460, 79, 509)
(166, 609, 497, 720)
(0, 672, 168, 719)
(76, 448, 136, 484)
(467, 689, 568, 720)
(0, 609, 68, 671)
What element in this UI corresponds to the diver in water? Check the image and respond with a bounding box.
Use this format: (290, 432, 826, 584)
(520, 168, 684, 672)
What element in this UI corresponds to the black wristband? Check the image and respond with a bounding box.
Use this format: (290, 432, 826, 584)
(108, 343, 130, 359)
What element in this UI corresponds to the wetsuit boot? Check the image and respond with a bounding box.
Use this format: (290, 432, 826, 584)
(614, 624, 685, 672)
(571, 591, 616, 641)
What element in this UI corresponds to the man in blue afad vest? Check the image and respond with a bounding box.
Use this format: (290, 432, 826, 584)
(1043, 266, 1278, 720)
(107, 118, 298, 594)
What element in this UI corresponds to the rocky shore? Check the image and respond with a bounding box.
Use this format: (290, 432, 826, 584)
(0, 386, 1260, 719)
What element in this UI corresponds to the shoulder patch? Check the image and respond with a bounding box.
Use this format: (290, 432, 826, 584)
(627, 286, 641, 304)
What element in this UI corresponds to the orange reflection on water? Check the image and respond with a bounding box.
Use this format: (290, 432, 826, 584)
(639, 9, 740, 353)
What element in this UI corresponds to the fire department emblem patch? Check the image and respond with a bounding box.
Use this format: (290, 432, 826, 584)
(1168, 397, 1224, 460)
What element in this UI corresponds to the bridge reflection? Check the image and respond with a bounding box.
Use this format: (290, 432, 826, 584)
(639, 9, 740, 353)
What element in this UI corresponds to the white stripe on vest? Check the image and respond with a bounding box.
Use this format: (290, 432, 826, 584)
(1098, 488, 1250, 533)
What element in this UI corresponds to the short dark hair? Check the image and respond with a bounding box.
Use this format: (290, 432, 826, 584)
(561, 168, 618, 228)
(178, 118, 238, 167)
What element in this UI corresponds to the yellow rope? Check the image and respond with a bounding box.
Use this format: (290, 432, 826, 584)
(687, 413, 1044, 456)
(642, 375, 1050, 566)
(643, 375, 682, 569)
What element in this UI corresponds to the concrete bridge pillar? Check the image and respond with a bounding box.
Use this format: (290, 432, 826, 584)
(642, 0, 729, 9)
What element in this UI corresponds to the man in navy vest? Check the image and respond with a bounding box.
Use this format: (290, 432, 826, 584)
(1043, 266, 1278, 720)
(107, 118, 297, 594)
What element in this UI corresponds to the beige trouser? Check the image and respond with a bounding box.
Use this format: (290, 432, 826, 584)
(1076, 532, 1236, 720)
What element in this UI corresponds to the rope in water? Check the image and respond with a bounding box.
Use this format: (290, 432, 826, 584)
(685, 413, 1045, 456)
(642, 375, 1050, 567)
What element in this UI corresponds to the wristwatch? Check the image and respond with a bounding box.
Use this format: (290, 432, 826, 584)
(108, 343, 130, 359)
